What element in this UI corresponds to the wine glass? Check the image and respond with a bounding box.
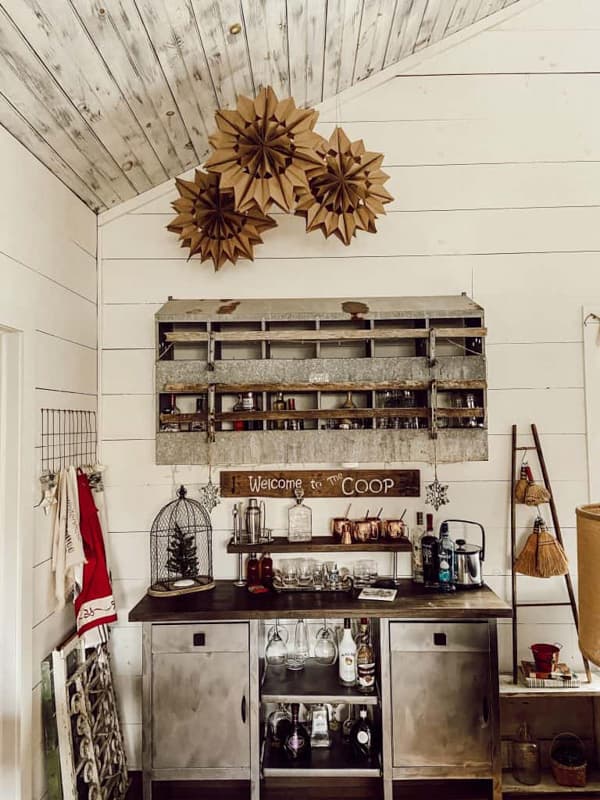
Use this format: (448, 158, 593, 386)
(265, 620, 288, 667)
(314, 620, 338, 666)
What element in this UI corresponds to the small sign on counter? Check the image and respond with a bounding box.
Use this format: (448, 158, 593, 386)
(220, 469, 420, 498)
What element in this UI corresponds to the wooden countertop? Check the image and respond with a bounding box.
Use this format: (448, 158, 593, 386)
(128, 580, 511, 622)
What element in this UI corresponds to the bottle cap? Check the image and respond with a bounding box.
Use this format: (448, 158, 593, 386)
(440, 521, 449, 535)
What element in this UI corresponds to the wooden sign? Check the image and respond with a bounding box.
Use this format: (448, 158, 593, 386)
(220, 469, 420, 498)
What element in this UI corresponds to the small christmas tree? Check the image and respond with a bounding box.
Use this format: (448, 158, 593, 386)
(166, 522, 198, 579)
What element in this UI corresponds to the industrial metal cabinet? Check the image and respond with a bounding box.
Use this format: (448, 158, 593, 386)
(142, 622, 252, 799)
(379, 620, 502, 800)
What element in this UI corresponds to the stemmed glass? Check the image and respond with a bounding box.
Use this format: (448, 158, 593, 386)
(265, 620, 288, 667)
(314, 620, 338, 665)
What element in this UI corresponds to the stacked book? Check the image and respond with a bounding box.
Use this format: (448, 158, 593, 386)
(520, 660, 580, 689)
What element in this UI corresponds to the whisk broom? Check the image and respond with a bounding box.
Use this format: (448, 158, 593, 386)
(514, 515, 569, 578)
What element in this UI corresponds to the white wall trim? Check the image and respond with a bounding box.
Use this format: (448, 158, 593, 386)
(96, 0, 544, 228)
(583, 306, 600, 502)
(0, 299, 34, 800)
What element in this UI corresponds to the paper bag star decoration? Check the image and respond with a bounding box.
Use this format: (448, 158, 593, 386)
(295, 127, 393, 245)
(167, 170, 276, 270)
(166, 87, 393, 268)
(204, 86, 324, 214)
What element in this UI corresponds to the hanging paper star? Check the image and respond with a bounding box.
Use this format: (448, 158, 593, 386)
(198, 480, 220, 513)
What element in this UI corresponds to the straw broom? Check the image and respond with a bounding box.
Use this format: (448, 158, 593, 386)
(514, 515, 569, 578)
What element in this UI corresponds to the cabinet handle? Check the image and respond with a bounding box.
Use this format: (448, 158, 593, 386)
(482, 696, 490, 725)
(241, 694, 247, 724)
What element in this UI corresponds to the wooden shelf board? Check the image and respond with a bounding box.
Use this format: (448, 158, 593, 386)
(161, 380, 487, 394)
(503, 769, 600, 794)
(216, 408, 429, 422)
(261, 661, 379, 706)
(499, 674, 600, 697)
(164, 326, 487, 344)
(262, 728, 380, 777)
(227, 536, 412, 554)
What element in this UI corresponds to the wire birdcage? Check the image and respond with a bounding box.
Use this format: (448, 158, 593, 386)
(148, 485, 215, 597)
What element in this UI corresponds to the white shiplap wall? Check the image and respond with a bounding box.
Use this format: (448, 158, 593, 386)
(0, 125, 97, 799)
(98, 0, 599, 769)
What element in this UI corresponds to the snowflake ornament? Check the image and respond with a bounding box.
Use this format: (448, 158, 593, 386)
(198, 479, 220, 513)
(425, 477, 449, 511)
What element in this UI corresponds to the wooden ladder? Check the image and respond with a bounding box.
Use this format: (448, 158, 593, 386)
(510, 423, 591, 683)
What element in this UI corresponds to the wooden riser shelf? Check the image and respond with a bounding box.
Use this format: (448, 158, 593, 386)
(261, 660, 379, 705)
(227, 536, 412, 554)
(262, 729, 381, 778)
(503, 770, 600, 794)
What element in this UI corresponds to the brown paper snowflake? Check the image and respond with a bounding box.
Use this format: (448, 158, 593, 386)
(295, 127, 393, 245)
(204, 87, 324, 214)
(166, 170, 277, 270)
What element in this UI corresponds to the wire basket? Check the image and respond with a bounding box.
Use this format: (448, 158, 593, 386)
(550, 732, 587, 788)
(148, 485, 215, 597)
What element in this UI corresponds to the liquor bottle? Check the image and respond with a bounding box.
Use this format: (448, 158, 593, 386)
(191, 396, 206, 431)
(411, 511, 425, 584)
(338, 618, 357, 687)
(310, 704, 331, 749)
(259, 552, 273, 589)
(160, 393, 181, 431)
(421, 513, 439, 589)
(288, 488, 312, 542)
(272, 391, 286, 430)
(246, 553, 259, 586)
(243, 391, 259, 431)
(283, 703, 311, 761)
(350, 706, 375, 760)
(232, 393, 245, 432)
(342, 705, 355, 742)
(356, 618, 376, 695)
(437, 522, 456, 593)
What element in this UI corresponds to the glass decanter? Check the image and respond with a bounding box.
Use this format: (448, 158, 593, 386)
(286, 619, 309, 671)
(288, 488, 312, 543)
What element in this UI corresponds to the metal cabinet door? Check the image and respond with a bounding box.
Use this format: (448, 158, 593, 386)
(390, 622, 492, 769)
(152, 650, 250, 769)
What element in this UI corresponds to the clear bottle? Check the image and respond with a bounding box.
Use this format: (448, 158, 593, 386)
(272, 391, 286, 430)
(356, 618, 376, 695)
(338, 618, 357, 687)
(287, 619, 309, 671)
(437, 522, 456, 593)
(421, 513, 439, 590)
(412, 511, 425, 584)
(350, 706, 375, 760)
(283, 703, 311, 761)
(310, 703, 331, 749)
(288, 488, 312, 542)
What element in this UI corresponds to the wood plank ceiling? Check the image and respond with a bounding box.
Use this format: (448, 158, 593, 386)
(0, 0, 520, 213)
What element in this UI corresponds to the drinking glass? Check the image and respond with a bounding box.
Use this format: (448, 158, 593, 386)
(265, 620, 289, 667)
(298, 559, 313, 587)
(314, 621, 338, 665)
(286, 619, 309, 671)
(281, 560, 298, 587)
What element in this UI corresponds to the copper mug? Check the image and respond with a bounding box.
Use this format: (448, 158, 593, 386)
(384, 519, 407, 540)
(366, 517, 382, 542)
(353, 519, 372, 543)
(331, 517, 351, 541)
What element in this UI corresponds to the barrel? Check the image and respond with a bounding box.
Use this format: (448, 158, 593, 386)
(576, 504, 600, 666)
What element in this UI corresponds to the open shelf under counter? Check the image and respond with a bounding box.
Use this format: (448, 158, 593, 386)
(503, 769, 600, 794)
(499, 673, 600, 697)
(227, 535, 412, 554)
(261, 660, 379, 706)
(262, 729, 381, 778)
